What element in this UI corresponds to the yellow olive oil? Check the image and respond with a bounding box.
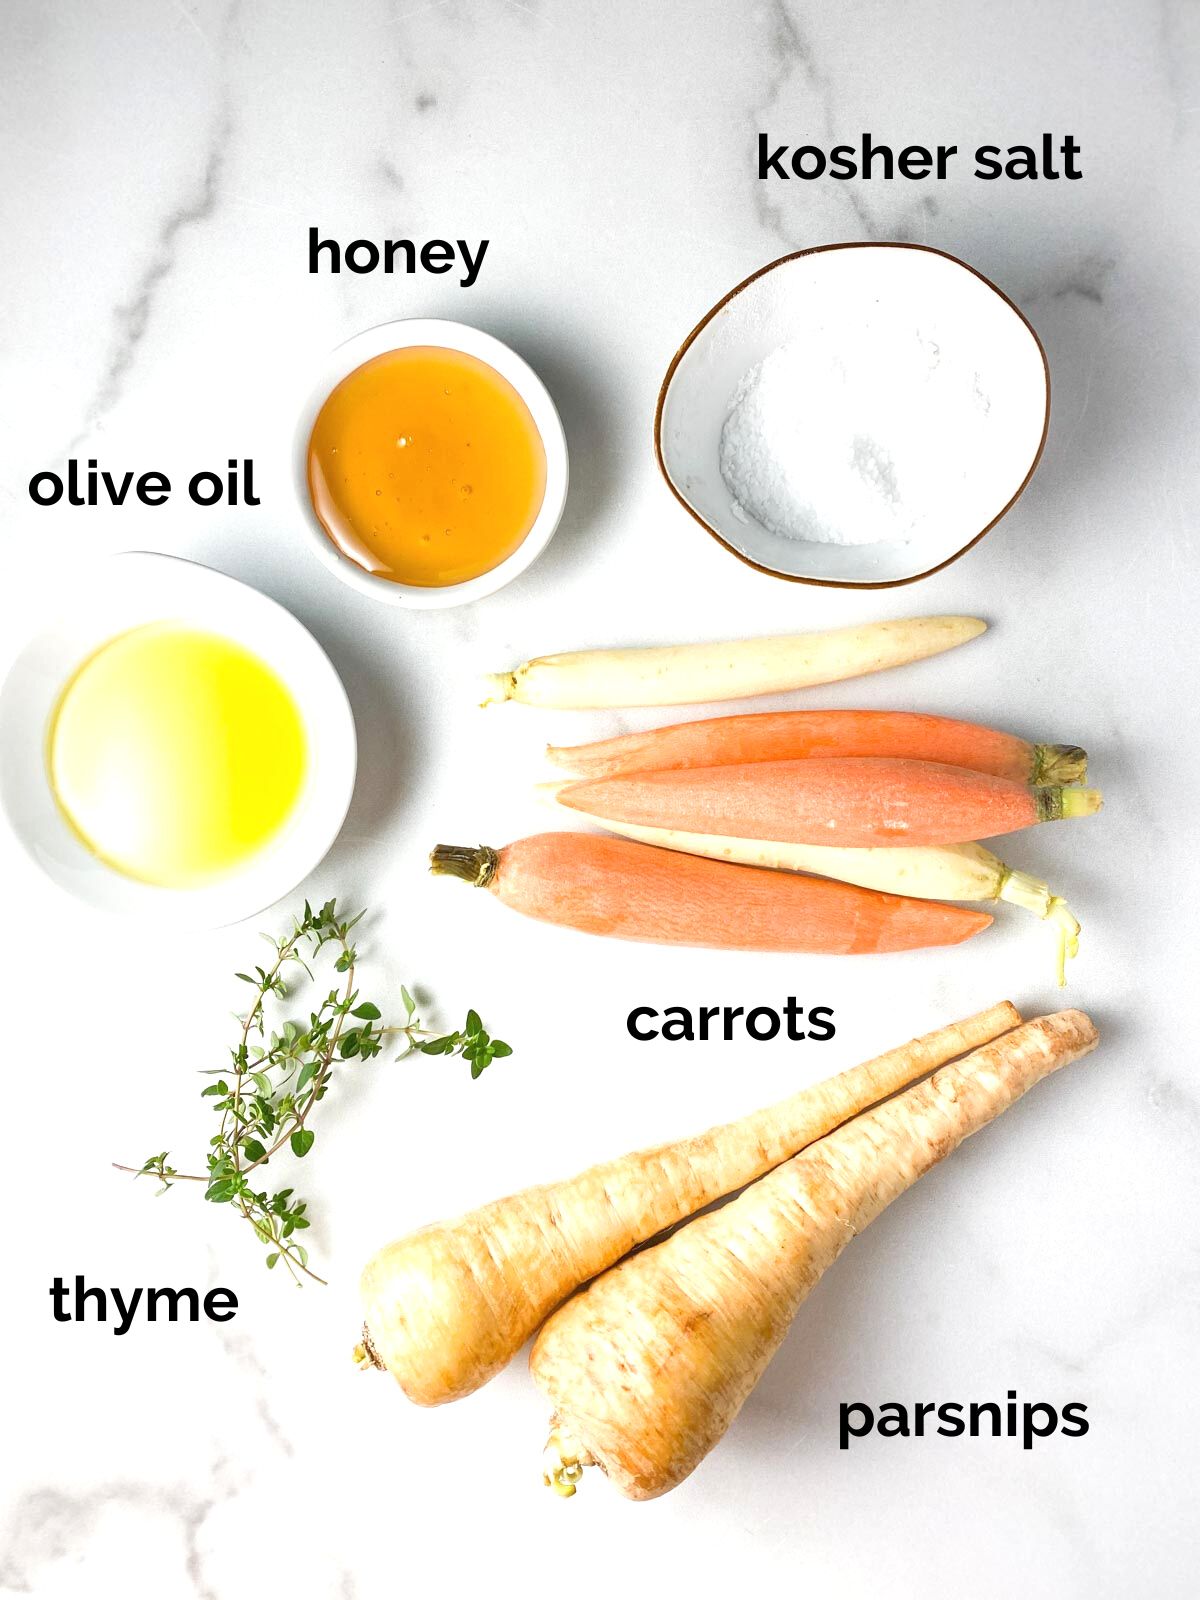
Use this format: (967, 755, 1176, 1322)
(49, 624, 307, 887)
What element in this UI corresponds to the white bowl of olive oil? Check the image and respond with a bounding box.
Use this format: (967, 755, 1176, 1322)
(0, 553, 357, 926)
(295, 318, 569, 609)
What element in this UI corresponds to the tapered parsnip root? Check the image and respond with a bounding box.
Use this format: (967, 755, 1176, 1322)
(357, 1003, 1020, 1405)
(430, 833, 992, 952)
(531, 1010, 1098, 1500)
(482, 616, 987, 709)
(547, 708, 1085, 786)
(536, 794, 1081, 985)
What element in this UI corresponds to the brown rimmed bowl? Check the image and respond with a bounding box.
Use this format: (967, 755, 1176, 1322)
(654, 243, 1050, 589)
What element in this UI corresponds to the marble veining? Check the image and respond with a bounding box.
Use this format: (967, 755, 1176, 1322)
(72, 106, 231, 447)
(2, 2, 1198, 1595)
(749, 1, 881, 245)
(66, 3, 242, 453)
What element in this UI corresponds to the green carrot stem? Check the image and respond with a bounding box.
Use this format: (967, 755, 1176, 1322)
(1031, 744, 1088, 785)
(1035, 786, 1103, 822)
(998, 868, 1081, 986)
(430, 844, 499, 887)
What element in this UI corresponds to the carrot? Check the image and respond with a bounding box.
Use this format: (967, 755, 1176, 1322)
(532, 1010, 1099, 1500)
(429, 833, 992, 953)
(354, 1003, 1020, 1405)
(539, 794, 1081, 984)
(482, 616, 986, 709)
(557, 758, 1103, 849)
(548, 709, 1087, 786)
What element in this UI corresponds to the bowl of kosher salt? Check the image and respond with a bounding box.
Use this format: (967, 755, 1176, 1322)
(655, 243, 1049, 588)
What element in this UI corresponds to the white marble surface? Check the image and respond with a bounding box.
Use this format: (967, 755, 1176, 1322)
(2, 1, 1198, 1594)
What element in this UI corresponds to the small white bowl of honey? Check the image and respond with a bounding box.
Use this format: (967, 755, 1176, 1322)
(295, 319, 569, 608)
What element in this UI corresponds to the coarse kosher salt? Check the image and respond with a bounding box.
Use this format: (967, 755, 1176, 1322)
(718, 315, 996, 548)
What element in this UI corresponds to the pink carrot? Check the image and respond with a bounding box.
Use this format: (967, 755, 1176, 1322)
(556, 758, 1102, 848)
(547, 709, 1086, 785)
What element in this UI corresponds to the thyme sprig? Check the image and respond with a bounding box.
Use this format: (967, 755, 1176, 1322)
(116, 899, 509, 1285)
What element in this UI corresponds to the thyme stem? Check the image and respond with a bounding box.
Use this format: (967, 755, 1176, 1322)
(118, 898, 511, 1283)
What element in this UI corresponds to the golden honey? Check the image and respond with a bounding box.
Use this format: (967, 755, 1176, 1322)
(307, 346, 547, 587)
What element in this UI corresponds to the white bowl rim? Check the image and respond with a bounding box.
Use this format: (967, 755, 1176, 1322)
(653, 241, 1051, 590)
(294, 317, 569, 610)
(0, 551, 358, 928)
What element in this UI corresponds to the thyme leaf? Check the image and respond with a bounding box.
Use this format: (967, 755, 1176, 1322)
(116, 899, 509, 1285)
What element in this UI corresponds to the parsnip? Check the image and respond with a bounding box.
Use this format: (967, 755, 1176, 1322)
(482, 616, 987, 709)
(532, 1010, 1099, 1500)
(356, 1003, 1020, 1404)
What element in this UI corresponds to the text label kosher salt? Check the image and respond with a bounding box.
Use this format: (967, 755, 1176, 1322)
(759, 132, 1082, 182)
(308, 228, 489, 287)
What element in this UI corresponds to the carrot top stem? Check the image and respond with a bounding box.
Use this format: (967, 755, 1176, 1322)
(1045, 900, 1082, 987)
(1035, 786, 1103, 822)
(480, 673, 516, 708)
(543, 1428, 592, 1498)
(997, 868, 1081, 986)
(430, 844, 499, 887)
(1032, 744, 1088, 785)
(353, 1323, 386, 1372)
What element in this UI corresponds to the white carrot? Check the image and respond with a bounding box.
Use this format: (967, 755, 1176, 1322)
(482, 616, 987, 709)
(355, 1003, 1020, 1405)
(531, 1010, 1099, 1500)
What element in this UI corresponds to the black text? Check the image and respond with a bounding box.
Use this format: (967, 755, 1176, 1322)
(839, 1393, 1089, 1450)
(308, 228, 489, 287)
(758, 132, 1081, 182)
(626, 1001, 835, 1043)
(28, 459, 259, 509)
(50, 1276, 238, 1336)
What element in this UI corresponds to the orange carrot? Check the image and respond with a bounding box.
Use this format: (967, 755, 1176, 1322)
(429, 833, 991, 952)
(547, 710, 1087, 786)
(557, 758, 1103, 849)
